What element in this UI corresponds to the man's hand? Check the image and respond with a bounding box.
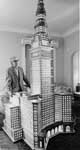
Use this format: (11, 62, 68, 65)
(27, 87, 31, 95)
(8, 91, 12, 97)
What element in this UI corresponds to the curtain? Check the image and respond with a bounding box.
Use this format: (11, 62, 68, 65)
(73, 51, 80, 91)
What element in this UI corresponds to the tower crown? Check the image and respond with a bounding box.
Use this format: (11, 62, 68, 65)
(36, 0, 46, 16)
(34, 0, 48, 37)
(32, 0, 49, 47)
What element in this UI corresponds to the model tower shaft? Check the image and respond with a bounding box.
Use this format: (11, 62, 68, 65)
(31, 0, 55, 130)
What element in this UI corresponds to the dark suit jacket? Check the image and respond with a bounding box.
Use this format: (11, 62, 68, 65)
(6, 66, 30, 93)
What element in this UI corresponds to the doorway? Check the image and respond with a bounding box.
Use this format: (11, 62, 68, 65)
(25, 44, 31, 83)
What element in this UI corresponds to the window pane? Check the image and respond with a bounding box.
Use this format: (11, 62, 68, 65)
(73, 52, 80, 91)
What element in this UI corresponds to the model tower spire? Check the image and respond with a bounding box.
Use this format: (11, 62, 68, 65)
(33, 0, 49, 45)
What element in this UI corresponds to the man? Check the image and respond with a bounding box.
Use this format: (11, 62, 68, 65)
(6, 56, 31, 95)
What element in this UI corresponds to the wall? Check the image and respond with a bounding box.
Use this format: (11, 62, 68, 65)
(64, 30, 79, 88)
(0, 31, 25, 91)
(56, 38, 64, 85)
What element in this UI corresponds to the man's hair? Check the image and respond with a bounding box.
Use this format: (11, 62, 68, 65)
(10, 56, 19, 63)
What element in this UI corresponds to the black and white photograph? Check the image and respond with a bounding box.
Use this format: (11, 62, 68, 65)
(0, 0, 79, 150)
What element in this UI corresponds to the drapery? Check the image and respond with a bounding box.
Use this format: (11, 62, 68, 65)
(73, 51, 80, 90)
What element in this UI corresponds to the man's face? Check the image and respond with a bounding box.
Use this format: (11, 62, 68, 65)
(11, 60, 18, 68)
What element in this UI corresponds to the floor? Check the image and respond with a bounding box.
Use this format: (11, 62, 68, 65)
(0, 112, 32, 150)
(0, 129, 32, 150)
(1, 113, 80, 150)
(47, 133, 80, 150)
(1, 131, 80, 150)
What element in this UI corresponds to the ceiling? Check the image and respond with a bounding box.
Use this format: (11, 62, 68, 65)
(0, 0, 79, 37)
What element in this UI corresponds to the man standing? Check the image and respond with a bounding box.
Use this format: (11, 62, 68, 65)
(6, 56, 31, 95)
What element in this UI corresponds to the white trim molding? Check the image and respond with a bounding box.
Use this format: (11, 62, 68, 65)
(63, 24, 79, 38)
(0, 25, 33, 34)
